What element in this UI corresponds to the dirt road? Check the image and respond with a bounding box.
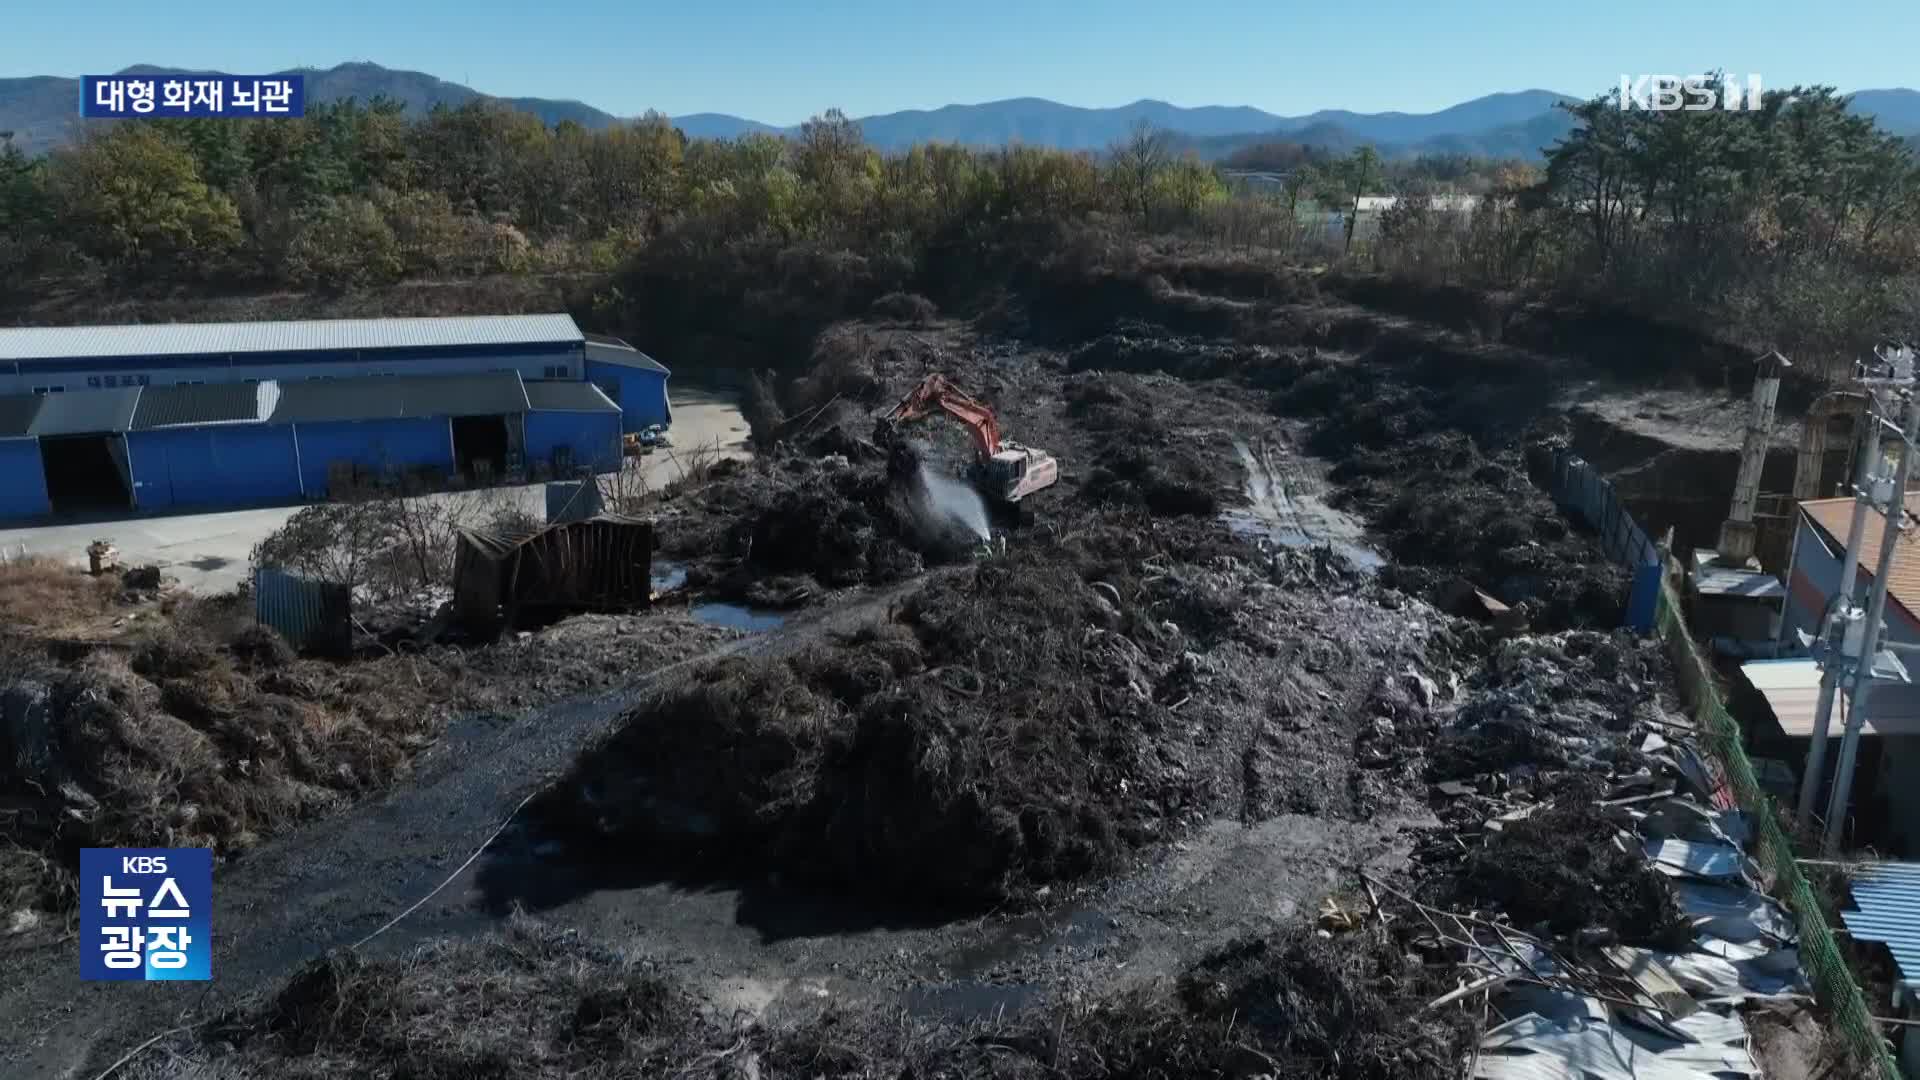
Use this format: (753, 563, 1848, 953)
(1228, 435, 1383, 569)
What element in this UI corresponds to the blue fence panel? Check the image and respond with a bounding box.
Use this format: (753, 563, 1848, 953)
(254, 567, 350, 655)
(1541, 446, 1660, 633)
(546, 480, 602, 524)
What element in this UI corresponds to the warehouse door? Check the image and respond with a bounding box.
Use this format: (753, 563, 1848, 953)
(40, 434, 132, 514)
(452, 415, 511, 485)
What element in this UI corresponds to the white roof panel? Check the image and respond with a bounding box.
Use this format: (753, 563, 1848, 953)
(0, 314, 583, 361)
(1739, 657, 1920, 737)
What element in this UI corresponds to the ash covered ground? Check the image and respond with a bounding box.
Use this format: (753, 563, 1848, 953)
(3, 278, 1734, 1077)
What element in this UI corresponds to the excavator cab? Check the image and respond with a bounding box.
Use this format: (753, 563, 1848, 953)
(976, 446, 1058, 503)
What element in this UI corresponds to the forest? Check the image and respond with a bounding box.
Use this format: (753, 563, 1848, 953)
(1, 80, 1915, 368)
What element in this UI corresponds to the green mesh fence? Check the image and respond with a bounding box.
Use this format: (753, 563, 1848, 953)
(1654, 581, 1901, 1078)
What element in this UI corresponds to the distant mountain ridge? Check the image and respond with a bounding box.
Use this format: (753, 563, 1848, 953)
(4, 62, 1918, 161)
(671, 90, 1588, 156)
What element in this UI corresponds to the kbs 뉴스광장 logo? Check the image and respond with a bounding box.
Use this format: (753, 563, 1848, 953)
(80, 848, 212, 981)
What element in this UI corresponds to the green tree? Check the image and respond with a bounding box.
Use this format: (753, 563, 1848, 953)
(48, 126, 242, 272)
(0, 135, 45, 232)
(285, 194, 403, 289)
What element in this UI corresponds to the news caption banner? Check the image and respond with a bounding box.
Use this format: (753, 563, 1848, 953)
(80, 848, 212, 981)
(80, 74, 305, 119)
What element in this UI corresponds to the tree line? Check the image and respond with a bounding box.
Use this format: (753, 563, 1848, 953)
(0, 100, 1231, 297)
(1356, 82, 1920, 363)
(2, 81, 1915, 365)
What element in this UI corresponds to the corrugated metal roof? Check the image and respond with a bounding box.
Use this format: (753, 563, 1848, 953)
(270, 371, 529, 425)
(525, 381, 620, 413)
(28, 387, 143, 436)
(1839, 860, 1920, 987)
(0, 314, 582, 361)
(130, 381, 277, 429)
(1739, 657, 1920, 737)
(0, 394, 42, 437)
(1802, 493, 1920, 626)
(1692, 564, 1785, 600)
(585, 341, 670, 375)
(1644, 837, 1745, 879)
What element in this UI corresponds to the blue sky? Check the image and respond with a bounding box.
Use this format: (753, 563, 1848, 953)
(3, 0, 1914, 125)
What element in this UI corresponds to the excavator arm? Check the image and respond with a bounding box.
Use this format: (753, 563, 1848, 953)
(881, 374, 1003, 460)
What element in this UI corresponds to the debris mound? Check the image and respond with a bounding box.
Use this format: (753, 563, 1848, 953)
(1068, 329, 1283, 381)
(1082, 445, 1220, 516)
(1427, 631, 1667, 783)
(1173, 924, 1477, 1079)
(1066, 373, 1224, 517)
(661, 452, 987, 602)
(0, 626, 450, 914)
(246, 918, 710, 1076)
(541, 514, 1241, 906)
(1456, 791, 1694, 949)
(1330, 431, 1628, 630)
(171, 915, 1473, 1080)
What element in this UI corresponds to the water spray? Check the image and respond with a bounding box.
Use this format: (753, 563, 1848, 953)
(916, 461, 991, 543)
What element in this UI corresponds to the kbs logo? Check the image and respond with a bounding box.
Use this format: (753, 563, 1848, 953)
(80, 848, 212, 981)
(1619, 74, 1765, 112)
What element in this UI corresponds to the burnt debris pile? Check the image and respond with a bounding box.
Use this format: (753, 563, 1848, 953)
(662, 449, 987, 606)
(1394, 629, 1699, 950)
(539, 514, 1257, 907)
(186, 913, 1476, 1080)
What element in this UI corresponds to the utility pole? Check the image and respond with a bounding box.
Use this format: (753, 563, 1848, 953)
(1798, 400, 1886, 825)
(1823, 346, 1919, 851)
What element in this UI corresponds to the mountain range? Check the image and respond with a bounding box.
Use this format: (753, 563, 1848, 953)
(4, 62, 1919, 161)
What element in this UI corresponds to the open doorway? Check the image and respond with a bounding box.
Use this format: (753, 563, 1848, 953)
(451, 415, 511, 484)
(40, 434, 132, 514)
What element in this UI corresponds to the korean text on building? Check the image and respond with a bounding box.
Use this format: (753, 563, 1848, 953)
(81, 75, 304, 119)
(80, 848, 212, 981)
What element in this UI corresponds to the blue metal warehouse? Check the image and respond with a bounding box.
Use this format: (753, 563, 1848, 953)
(0, 315, 662, 521)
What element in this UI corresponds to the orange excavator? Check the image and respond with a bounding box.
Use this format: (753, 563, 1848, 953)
(875, 373, 1059, 503)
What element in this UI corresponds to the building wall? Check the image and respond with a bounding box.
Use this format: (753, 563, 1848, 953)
(1875, 735, 1920, 857)
(291, 417, 454, 496)
(523, 410, 622, 474)
(127, 426, 302, 511)
(0, 437, 50, 519)
(1, 343, 584, 394)
(1786, 513, 1920, 854)
(1783, 515, 1920, 646)
(584, 361, 670, 433)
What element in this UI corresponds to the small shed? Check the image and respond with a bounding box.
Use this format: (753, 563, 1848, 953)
(452, 514, 653, 629)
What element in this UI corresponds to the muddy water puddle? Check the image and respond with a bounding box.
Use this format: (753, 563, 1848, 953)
(652, 561, 789, 632)
(690, 603, 787, 632)
(1228, 437, 1385, 570)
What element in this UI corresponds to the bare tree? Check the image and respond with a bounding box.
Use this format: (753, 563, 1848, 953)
(1111, 120, 1172, 226)
(249, 497, 394, 597)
